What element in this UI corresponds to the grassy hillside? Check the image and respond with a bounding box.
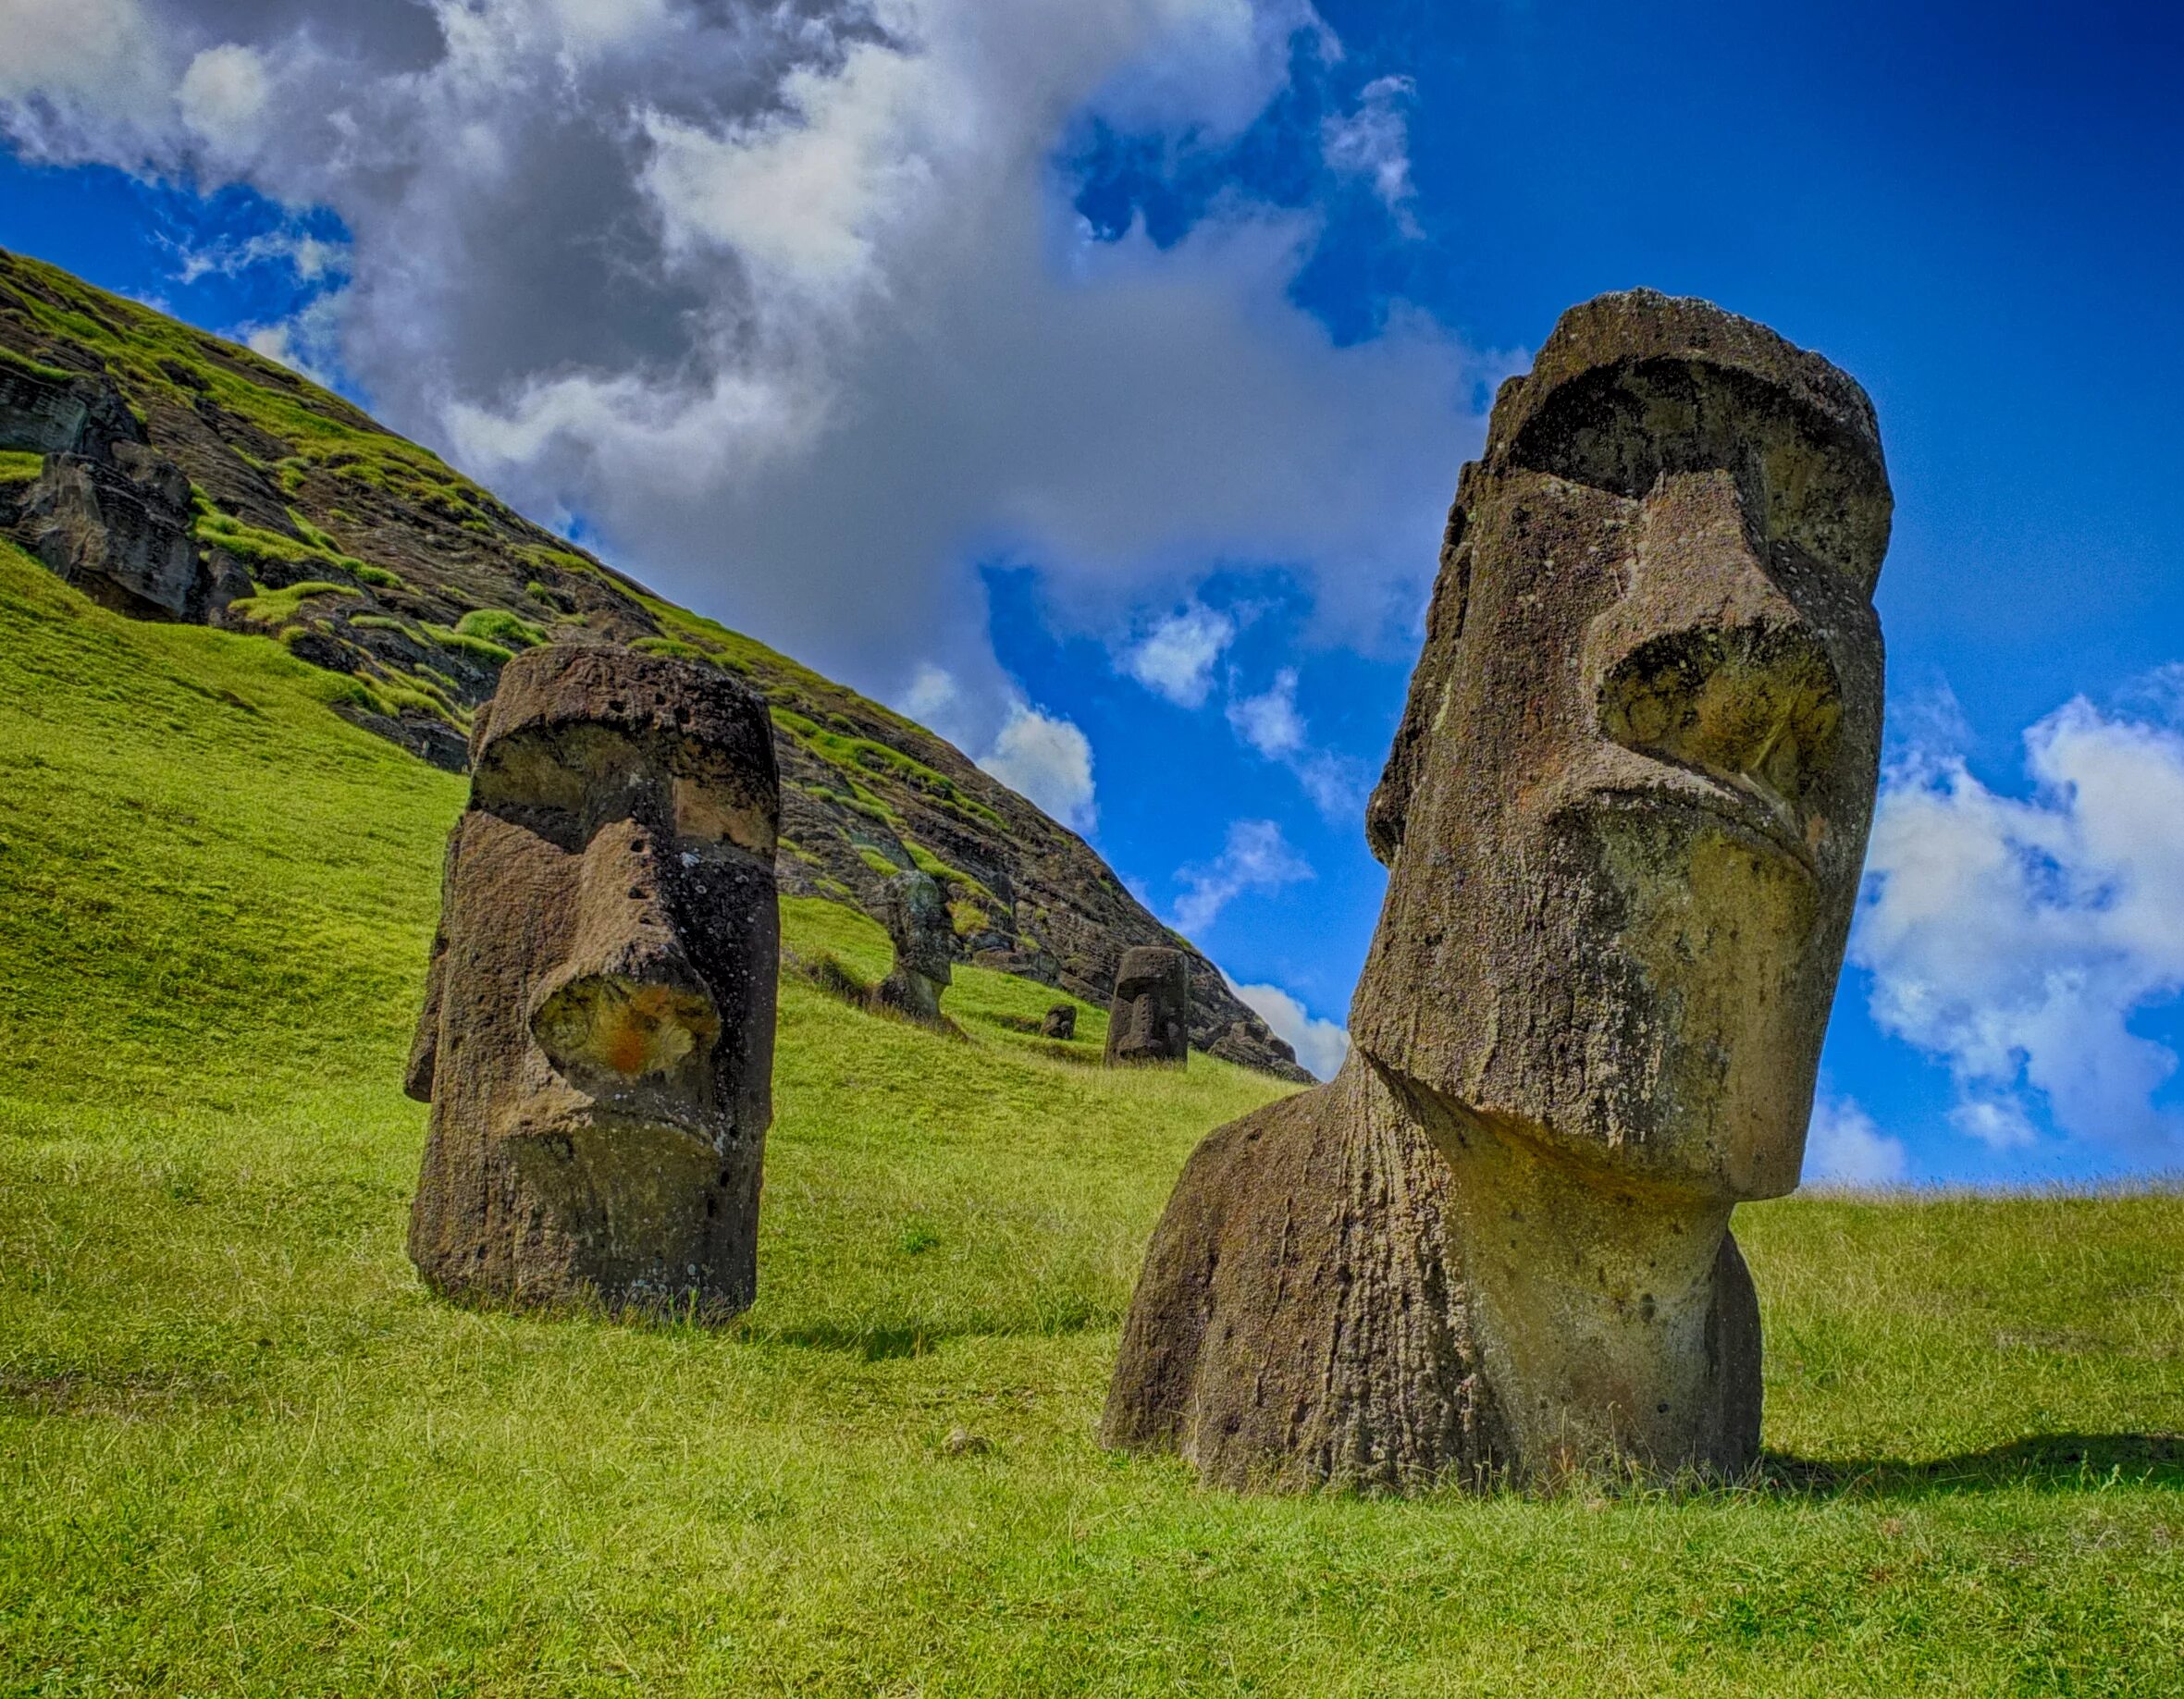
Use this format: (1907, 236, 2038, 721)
(1, 541, 2180, 1694)
(0, 247, 1307, 1078)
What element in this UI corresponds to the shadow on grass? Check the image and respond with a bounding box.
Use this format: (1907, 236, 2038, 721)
(1764, 1433, 2184, 1498)
(747, 1309, 1112, 1360)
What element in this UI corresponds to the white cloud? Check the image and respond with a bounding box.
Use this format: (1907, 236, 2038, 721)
(177, 43, 269, 159)
(1321, 73, 1418, 233)
(1229, 977, 1349, 1080)
(1228, 665, 1304, 756)
(1123, 603, 1235, 708)
(1172, 818, 1312, 934)
(0, 0, 172, 154)
(1803, 1096, 1909, 1187)
(1853, 684, 2184, 1161)
(977, 702, 1096, 832)
(0, 0, 1486, 755)
(1224, 664, 1371, 819)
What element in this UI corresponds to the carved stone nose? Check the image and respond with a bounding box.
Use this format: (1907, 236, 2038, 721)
(1594, 468, 1844, 815)
(528, 818, 720, 1083)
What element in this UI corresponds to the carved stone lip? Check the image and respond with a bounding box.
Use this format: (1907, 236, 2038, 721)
(1585, 772, 1820, 885)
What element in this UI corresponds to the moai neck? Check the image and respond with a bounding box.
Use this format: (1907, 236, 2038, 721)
(1396, 1077, 1739, 1484)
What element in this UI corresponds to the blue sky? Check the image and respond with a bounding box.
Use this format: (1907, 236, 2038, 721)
(4, 0, 2180, 1184)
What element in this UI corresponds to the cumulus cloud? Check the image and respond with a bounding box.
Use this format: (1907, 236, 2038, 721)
(0, 0, 1483, 755)
(0, 0, 171, 153)
(1229, 977, 1349, 1080)
(1321, 72, 1418, 232)
(1228, 664, 1305, 756)
(977, 702, 1097, 832)
(1802, 1096, 1909, 1188)
(1172, 817, 1311, 933)
(176, 43, 269, 159)
(1122, 603, 1236, 708)
(1224, 663, 1371, 818)
(1853, 684, 2184, 1161)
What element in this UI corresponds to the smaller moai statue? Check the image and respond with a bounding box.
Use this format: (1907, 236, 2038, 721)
(1042, 1003, 1077, 1040)
(405, 643, 780, 1319)
(1104, 946, 1191, 1067)
(876, 869, 954, 1024)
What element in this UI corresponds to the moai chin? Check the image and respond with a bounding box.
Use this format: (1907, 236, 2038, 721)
(1104, 289, 1891, 1490)
(875, 870, 953, 1023)
(405, 643, 781, 1318)
(1104, 947, 1191, 1067)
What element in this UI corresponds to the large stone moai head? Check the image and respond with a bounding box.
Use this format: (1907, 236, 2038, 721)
(876, 869, 954, 1023)
(405, 643, 781, 1317)
(1104, 946, 1191, 1067)
(1354, 289, 1890, 1203)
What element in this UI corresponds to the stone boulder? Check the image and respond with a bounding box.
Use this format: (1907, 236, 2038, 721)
(1042, 1003, 1076, 1040)
(875, 869, 954, 1024)
(1104, 290, 1892, 1490)
(405, 644, 782, 1318)
(1104, 946, 1190, 1067)
(17, 445, 241, 622)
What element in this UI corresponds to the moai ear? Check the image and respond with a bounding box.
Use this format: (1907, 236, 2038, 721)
(1364, 494, 1471, 867)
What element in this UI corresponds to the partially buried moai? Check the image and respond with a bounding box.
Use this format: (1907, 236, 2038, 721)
(875, 869, 953, 1023)
(405, 643, 781, 1318)
(1104, 290, 1892, 1490)
(1042, 1003, 1076, 1040)
(1104, 946, 1190, 1067)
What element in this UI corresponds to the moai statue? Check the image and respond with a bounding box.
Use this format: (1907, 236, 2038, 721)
(1104, 290, 1891, 1490)
(1043, 1003, 1077, 1040)
(875, 870, 953, 1023)
(1104, 947, 1191, 1067)
(405, 644, 781, 1318)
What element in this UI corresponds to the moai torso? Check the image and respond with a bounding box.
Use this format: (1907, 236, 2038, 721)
(1106, 290, 1891, 1489)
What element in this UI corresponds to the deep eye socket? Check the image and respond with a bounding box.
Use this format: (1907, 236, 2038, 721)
(1600, 624, 1843, 806)
(472, 724, 672, 849)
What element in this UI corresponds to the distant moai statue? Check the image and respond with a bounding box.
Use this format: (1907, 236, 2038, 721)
(875, 870, 954, 1024)
(1042, 1003, 1077, 1040)
(405, 644, 781, 1318)
(1104, 947, 1191, 1067)
(1104, 290, 1893, 1491)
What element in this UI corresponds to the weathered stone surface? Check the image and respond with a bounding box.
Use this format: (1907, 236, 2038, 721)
(17, 444, 237, 622)
(876, 869, 953, 1024)
(1104, 946, 1191, 1067)
(1042, 1003, 1076, 1040)
(1105, 289, 1889, 1490)
(0, 363, 142, 460)
(405, 644, 782, 1318)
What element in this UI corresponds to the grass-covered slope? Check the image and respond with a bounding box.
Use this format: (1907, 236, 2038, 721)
(3, 550, 2182, 1693)
(0, 247, 1305, 1077)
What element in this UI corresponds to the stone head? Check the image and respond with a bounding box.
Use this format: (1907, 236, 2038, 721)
(881, 870, 954, 987)
(1105, 945, 1191, 1066)
(1352, 291, 1890, 1202)
(405, 642, 780, 1311)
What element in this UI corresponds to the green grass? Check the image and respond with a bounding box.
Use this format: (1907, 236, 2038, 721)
(1, 543, 2180, 1694)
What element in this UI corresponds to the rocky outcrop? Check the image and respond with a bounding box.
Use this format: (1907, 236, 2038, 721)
(1105, 290, 1893, 1490)
(406, 645, 781, 1318)
(0, 243, 1307, 1082)
(17, 445, 243, 622)
(2, 358, 241, 622)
